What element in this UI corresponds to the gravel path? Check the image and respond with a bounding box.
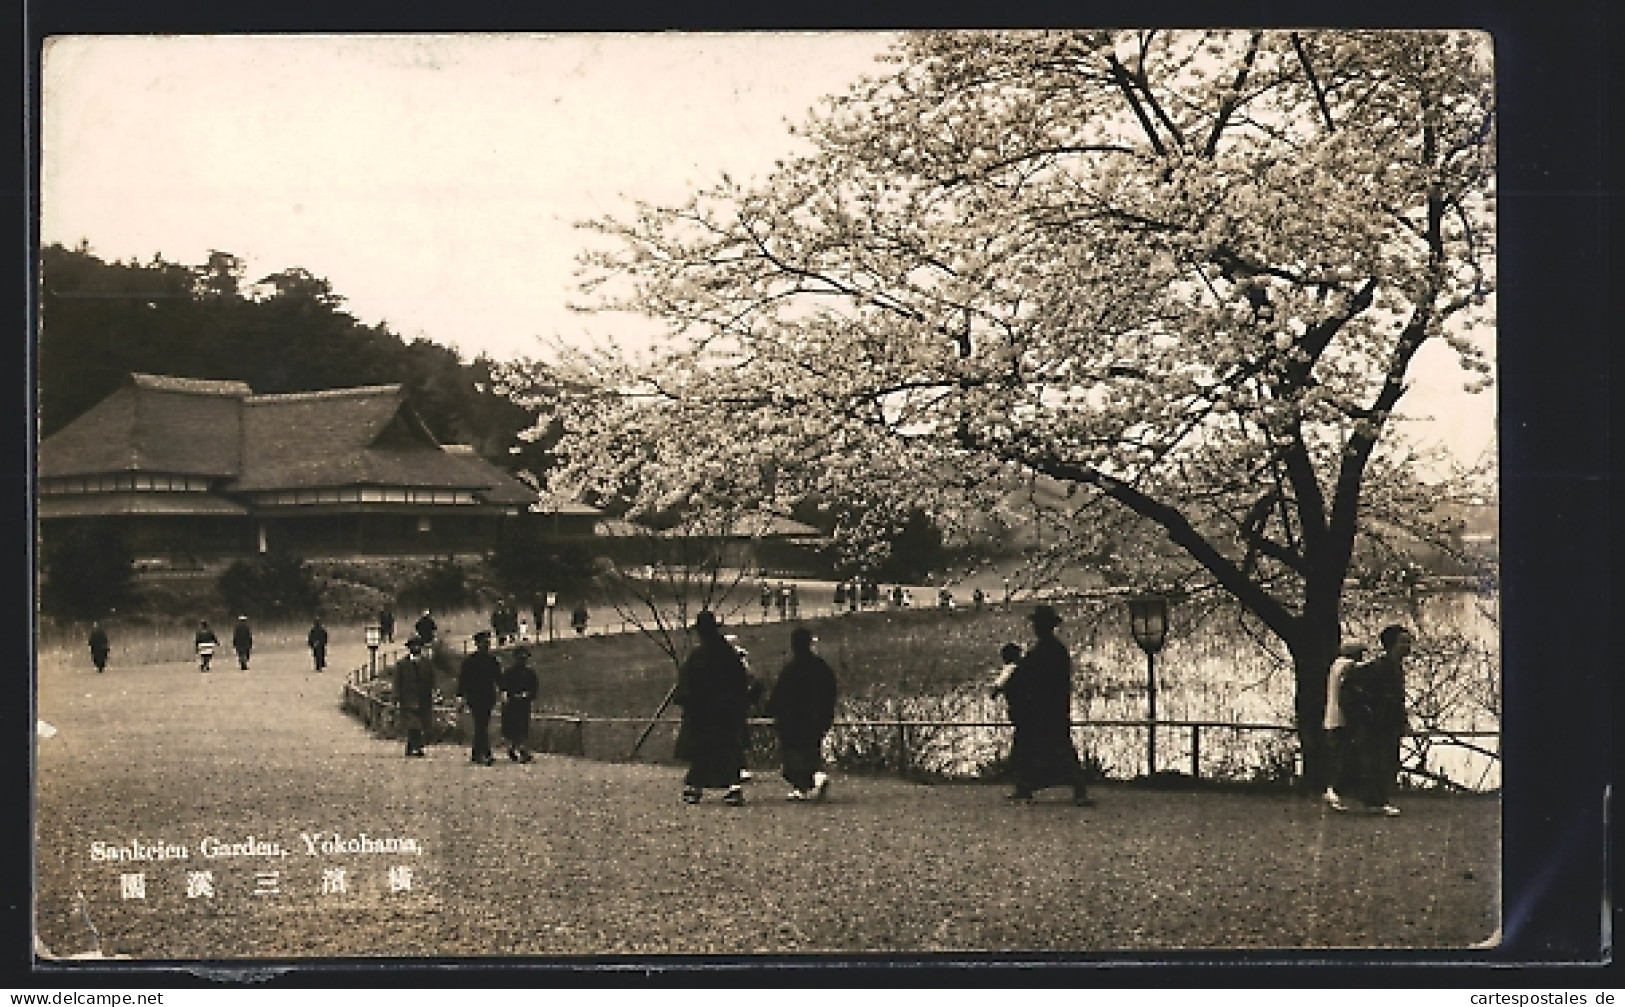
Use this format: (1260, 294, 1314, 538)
(34, 640, 1499, 959)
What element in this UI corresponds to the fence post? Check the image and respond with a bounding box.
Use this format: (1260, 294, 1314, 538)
(1190, 725, 1201, 780)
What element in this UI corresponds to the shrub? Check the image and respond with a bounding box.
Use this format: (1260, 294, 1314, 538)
(486, 537, 596, 600)
(397, 560, 469, 613)
(217, 552, 322, 617)
(40, 520, 134, 619)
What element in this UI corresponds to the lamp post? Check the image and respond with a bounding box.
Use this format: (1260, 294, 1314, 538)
(364, 624, 381, 680)
(545, 592, 557, 642)
(1127, 594, 1170, 777)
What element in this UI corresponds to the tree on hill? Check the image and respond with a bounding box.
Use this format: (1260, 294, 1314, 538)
(540, 30, 1496, 788)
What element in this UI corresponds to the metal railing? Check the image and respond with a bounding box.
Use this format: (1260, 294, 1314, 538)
(340, 662, 1499, 788)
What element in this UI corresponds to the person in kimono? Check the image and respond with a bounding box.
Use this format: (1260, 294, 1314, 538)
(1001, 606, 1093, 806)
(764, 627, 838, 802)
(672, 610, 751, 805)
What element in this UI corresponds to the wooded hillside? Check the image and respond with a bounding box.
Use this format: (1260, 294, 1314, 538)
(38, 242, 557, 476)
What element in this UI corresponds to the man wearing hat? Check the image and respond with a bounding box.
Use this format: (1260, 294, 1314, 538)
(1001, 605, 1094, 806)
(457, 631, 502, 766)
(232, 615, 253, 670)
(395, 636, 437, 757)
(672, 610, 752, 805)
(500, 645, 540, 762)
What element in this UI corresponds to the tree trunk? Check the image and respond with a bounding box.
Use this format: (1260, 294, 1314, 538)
(1290, 597, 1343, 793)
(1294, 648, 1332, 792)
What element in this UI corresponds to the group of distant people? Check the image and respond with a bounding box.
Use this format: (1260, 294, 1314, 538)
(487, 598, 592, 645)
(86, 615, 332, 674)
(193, 616, 328, 673)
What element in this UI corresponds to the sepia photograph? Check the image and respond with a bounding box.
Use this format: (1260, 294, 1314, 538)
(31, 29, 1513, 963)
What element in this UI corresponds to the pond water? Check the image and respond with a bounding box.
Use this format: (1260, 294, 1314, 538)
(826, 589, 1501, 791)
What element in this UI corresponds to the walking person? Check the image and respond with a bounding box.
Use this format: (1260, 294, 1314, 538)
(1001, 605, 1093, 806)
(765, 627, 838, 801)
(1321, 642, 1368, 812)
(378, 605, 395, 644)
(457, 630, 502, 766)
(672, 610, 752, 806)
(1339, 625, 1413, 816)
(232, 615, 253, 671)
(87, 621, 110, 674)
(307, 616, 329, 672)
(395, 636, 436, 758)
(500, 646, 539, 762)
(571, 601, 589, 636)
(414, 609, 438, 647)
(194, 620, 219, 673)
(489, 600, 507, 646)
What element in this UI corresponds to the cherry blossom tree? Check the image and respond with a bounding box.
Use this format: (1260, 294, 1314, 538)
(515, 30, 1495, 787)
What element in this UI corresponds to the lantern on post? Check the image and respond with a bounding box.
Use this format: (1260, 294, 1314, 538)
(364, 624, 381, 679)
(1127, 594, 1170, 777)
(545, 592, 558, 642)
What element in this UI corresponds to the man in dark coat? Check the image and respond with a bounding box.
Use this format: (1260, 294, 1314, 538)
(765, 627, 838, 801)
(395, 636, 436, 757)
(307, 616, 329, 672)
(672, 610, 751, 805)
(490, 601, 509, 645)
(232, 616, 253, 670)
(500, 646, 540, 762)
(1339, 624, 1412, 816)
(571, 601, 589, 636)
(457, 631, 502, 765)
(87, 622, 109, 673)
(195, 620, 219, 673)
(1002, 605, 1093, 806)
(414, 609, 438, 646)
(378, 606, 395, 643)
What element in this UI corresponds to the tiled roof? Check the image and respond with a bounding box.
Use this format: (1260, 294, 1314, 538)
(39, 377, 244, 478)
(231, 386, 487, 492)
(40, 374, 550, 504)
(440, 446, 539, 507)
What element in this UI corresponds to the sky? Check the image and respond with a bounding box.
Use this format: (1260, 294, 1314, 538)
(39, 33, 1496, 474)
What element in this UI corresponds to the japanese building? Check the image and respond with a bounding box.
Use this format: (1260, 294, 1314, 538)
(38, 373, 593, 560)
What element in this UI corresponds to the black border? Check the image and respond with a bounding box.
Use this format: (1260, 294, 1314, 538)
(8, 0, 1615, 987)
